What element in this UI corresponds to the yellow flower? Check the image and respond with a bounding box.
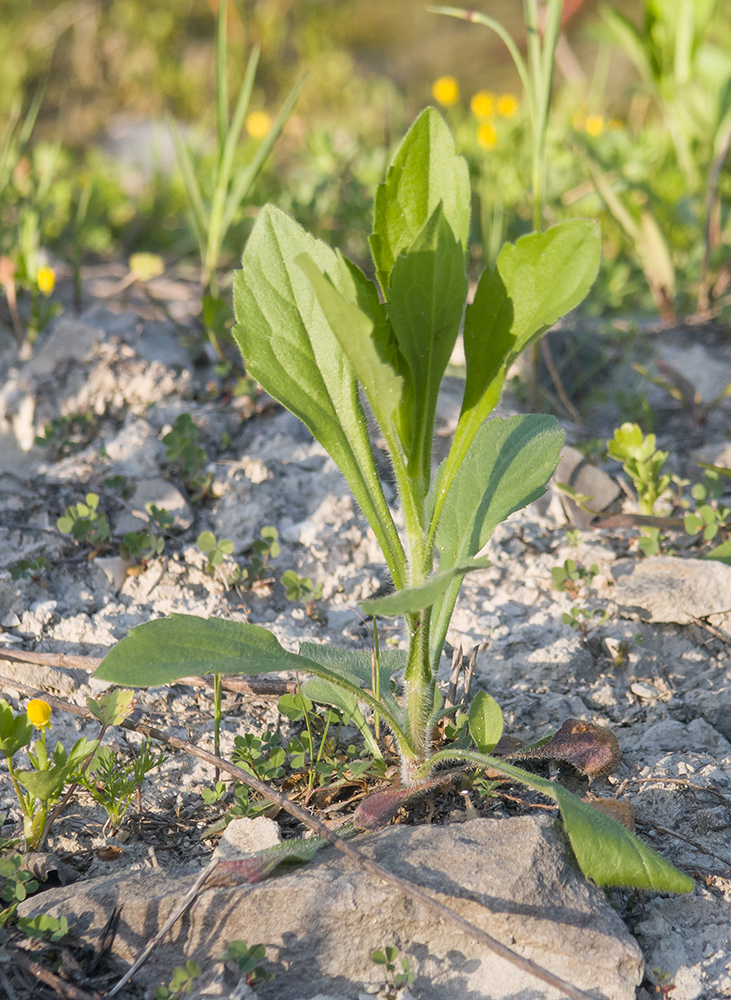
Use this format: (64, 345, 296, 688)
(476, 122, 497, 151)
(37, 267, 55, 297)
(585, 114, 605, 137)
(246, 111, 272, 139)
(470, 90, 494, 119)
(432, 76, 459, 107)
(27, 699, 51, 729)
(496, 93, 519, 119)
(608, 117, 624, 131)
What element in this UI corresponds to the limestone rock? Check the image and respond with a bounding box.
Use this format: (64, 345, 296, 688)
(19, 816, 643, 1000)
(554, 444, 621, 529)
(213, 817, 281, 861)
(612, 557, 731, 624)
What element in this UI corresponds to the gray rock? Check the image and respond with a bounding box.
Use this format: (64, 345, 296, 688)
(113, 476, 192, 534)
(554, 445, 621, 529)
(19, 816, 643, 1000)
(612, 557, 731, 624)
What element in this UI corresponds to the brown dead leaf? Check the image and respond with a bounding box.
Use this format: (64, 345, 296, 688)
(586, 797, 635, 831)
(507, 719, 622, 777)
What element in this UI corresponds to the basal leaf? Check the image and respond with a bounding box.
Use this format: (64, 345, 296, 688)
(299, 643, 405, 721)
(370, 107, 470, 294)
(301, 677, 383, 760)
(296, 255, 403, 431)
(95, 616, 408, 743)
(468, 691, 503, 754)
(359, 557, 491, 618)
(386, 204, 467, 474)
(233, 205, 405, 586)
(431, 749, 693, 891)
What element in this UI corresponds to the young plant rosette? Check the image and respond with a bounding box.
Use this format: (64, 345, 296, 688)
(96, 108, 692, 894)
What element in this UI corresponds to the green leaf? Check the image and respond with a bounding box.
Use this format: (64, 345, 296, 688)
(301, 677, 384, 760)
(430, 414, 564, 665)
(295, 254, 403, 430)
(705, 538, 731, 564)
(299, 642, 405, 722)
(438, 221, 599, 536)
(94, 617, 407, 743)
(386, 204, 467, 472)
(86, 689, 136, 727)
(232, 205, 405, 587)
(0, 701, 32, 758)
(95, 614, 327, 686)
(436, 415, 564, 566)
(359, 556, 491, 617)
(458, 751, 693, 892)
(370, 106, 470, 294)
(496, 220, 601, 360)
(468, 691, 503, 754)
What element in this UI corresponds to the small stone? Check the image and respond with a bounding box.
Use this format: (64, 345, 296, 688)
(213, 817, 282, 861)
(95, 556, 134, 591)
(554, 444, 621, 528)
(631, 682, 660, 700)
(612, 557, 731, 624)
(1, 612, 20, 628)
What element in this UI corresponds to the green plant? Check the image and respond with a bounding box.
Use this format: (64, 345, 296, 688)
(197, 530, 234, 577)
(163, 414, 207, 479)
(170, 0, 303, 356)
(0, 853, 38, 930)
(57, 492, 110, 550)
(562, 605, 612, 636)
(371, 944, 415, 997)
(551, 558, 598, 597)
(35, 412, 97, 459)
(96, 109, 691, 893)
(154, 960, 201, 1000)
(9, 556, 48, 582)
(221, 940, 272, 988)
(17, 912, 68, 942)
(119, 530, 165, 564)
(0, 699, 97, 850)
(432, 0, 564, 231)
(78, 738, 168, 834)
(281, 569, 323, 616)
(607, 422, 671, 557)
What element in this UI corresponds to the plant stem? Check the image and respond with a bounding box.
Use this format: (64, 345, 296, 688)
(213, 673, 222, 783)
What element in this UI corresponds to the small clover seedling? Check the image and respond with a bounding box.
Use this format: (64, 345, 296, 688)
(96, 109, 691, 894)
(9, 556, 48, 582)
(371, 945, 415, 998)
(163, 414, 207, 478)
(119, 530, 165, 564)
(221, 940, 272, 988)
(154, 960, 201, 999)
(197, 530, 234, 575)
(281, 569, 323, 616)
(551, 558, 598, 598)
(57, 493, 110, 550)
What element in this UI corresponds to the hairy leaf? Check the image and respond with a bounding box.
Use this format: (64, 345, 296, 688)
(232, 205, 405, 585)
(359, 557, 491, 618)
(370, 107, 470, 294)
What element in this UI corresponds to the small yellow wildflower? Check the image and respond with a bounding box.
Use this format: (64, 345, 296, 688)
(496, 93, 519, 119)
(470, 90, 494, 119)
(432, 76, 459, 107)
(246, 111, 272, 139)
(608, 118, 624, 131)
(37, 267, 55, 297)
(27, 699, 51, 729)
(476, 122, 497, 151)
(585, 114, 605, 137)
